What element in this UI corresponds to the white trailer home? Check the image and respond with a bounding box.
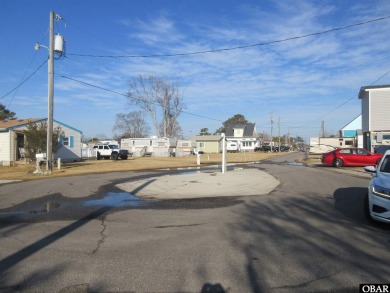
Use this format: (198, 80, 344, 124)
(175, 140, 195, 157)
(120, 137, 178, 157)
(309, 137, 355, 154)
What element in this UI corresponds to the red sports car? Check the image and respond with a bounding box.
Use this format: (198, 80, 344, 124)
(321, 147, 383, 168)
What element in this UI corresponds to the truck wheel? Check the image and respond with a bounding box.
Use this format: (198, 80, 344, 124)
(97, 152, 101, 160)
(111, 153, 118, 160)
(121, 155, 128, 160)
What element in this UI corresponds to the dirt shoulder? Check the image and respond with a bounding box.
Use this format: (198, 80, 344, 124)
(0, 152, 285, 181)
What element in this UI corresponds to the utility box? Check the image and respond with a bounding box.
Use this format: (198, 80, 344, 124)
(54, 34, 64, 54)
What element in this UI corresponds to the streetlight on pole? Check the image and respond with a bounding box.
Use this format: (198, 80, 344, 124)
(35, 11, 64, 173)
(46, 10, 55, 173)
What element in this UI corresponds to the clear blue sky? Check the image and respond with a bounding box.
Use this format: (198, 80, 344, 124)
(1, 0, 390, 141)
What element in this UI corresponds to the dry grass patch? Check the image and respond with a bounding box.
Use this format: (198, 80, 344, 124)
(0, 152, 284, 181)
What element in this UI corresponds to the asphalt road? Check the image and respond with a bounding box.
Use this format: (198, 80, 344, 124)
(0, 153, 389, 293)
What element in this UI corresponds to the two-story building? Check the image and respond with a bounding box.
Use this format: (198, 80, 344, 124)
(358, 85, 390, 151)
(225, 123, 259, 152)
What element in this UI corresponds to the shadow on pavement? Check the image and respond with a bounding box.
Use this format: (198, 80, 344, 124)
(0, 179, 157, 277)
(0, 207, 109, 273)
(226, 192, 390, 292)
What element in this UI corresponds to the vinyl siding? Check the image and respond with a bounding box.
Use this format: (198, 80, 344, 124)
(197, 141, 220, 153)
(54, 123, 82, 162)
(0, 132, 11, 162)
(370, 90, 390, 131)
(342, 130, 357, 138)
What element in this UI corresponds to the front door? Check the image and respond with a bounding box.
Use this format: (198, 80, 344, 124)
(16, 133, 25, 160)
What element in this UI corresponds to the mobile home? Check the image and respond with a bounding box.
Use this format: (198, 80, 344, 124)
(120, 137, 177, 157)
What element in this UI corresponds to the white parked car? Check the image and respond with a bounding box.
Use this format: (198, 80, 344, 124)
(364, 150, 390, 223)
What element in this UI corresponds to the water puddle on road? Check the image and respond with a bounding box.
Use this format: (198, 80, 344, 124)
(83, 192, 158, 208)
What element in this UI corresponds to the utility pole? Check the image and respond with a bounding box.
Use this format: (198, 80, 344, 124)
(287, 127, 290, 146)
(46, 11, 55, 173)
(270, 112, 273, 152)
(278, 116, 281, 152)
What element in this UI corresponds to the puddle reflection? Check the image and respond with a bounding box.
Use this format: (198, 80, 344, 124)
(84, 192, 157, 208)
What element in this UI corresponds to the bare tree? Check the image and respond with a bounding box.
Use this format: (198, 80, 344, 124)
(113, 110, 150, 138)
(127, 75, 184, 137)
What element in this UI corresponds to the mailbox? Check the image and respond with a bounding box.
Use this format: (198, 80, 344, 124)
(36, 153, 47, 159)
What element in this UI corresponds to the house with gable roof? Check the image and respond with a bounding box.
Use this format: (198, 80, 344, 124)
(0, 118, 83, 166)
(339, 114, 363, 148)
(225, 123, 259, 152)
(192, 135, 223, 153)
(359, 84, 390, 151)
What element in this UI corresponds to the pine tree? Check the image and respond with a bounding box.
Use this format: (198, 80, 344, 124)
(0, 104, 16, 120)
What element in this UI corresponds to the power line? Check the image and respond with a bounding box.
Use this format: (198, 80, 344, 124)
(0, 58, 48, 100)
(58, 74, 223, 122)
(304, 68, 390, 126)
(283, 66, 390, 131)
(7, 51, 39, 108)
(67, 15, 390, 58)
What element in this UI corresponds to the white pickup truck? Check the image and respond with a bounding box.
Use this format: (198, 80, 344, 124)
(93, 144, 129, 160)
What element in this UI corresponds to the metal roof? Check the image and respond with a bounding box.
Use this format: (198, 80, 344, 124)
(225, 123, 256, 137)
(358, 84, 390, 99)
(0, 118, 83, 133)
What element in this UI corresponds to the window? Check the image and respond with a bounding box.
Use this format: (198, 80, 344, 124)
(380, 155, 390, 173)
(345, 140, 354, 146)
(357, 149, 368, 155)
(242, 141, 253, 147)
(61, 136, 74, 148)
(182, 143, 189, 147)
(199, 142, 205, 148)
(157, 142, 166, 147)
(375, 134, 390, 140)
(340, 149, 351, 154)
(62, 137, 69, 146)
(234, 128, 244, 137)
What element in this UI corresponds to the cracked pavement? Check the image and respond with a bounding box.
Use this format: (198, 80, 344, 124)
(92, 216, 108, 255)
(1, 153, 389, 292)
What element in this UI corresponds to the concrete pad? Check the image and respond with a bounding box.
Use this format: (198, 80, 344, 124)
(0, 180, 21, 185)
(116, 168, 280, 199)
